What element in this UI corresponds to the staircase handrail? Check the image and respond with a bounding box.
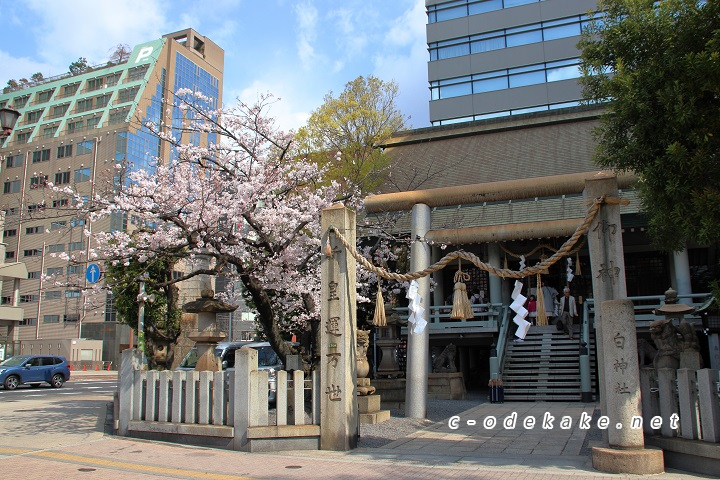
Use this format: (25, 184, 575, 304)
(490, 305, 511, 379)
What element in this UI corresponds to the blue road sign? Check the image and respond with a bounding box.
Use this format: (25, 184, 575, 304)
(86, 263, 101, 283)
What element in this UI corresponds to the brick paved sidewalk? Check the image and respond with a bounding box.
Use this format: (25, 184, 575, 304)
(0, 400, 710, 479)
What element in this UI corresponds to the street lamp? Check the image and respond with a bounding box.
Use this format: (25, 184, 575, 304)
(0, 107, 20, 137)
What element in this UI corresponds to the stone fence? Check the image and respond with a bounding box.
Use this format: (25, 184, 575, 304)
(117, 347, 320, 452)
(640, 366, 720, 475)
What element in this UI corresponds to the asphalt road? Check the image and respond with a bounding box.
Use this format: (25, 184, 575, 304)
(0, 376, 114, 451)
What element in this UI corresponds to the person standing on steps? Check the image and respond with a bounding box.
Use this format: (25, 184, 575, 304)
(526, 294, 537, 326)
(557, 287, 578, 339)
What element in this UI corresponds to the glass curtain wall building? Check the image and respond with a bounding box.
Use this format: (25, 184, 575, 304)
(0, 29, 224, 366)
(427, 0, 599, 125)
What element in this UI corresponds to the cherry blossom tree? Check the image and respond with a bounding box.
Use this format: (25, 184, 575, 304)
(74, 92, 340, 364)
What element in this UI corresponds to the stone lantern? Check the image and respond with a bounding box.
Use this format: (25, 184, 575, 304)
(183, 289, 238, 371)
(651, 287, 701, 370)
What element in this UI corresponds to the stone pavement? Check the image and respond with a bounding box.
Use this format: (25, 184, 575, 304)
(0, 396, 712, 480)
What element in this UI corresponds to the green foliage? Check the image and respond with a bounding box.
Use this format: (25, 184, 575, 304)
(579, 0, 720, 251)
(69, 57, 90, 75)
(30, 72, 44, 83)
(104, 257, 181, 342)
(295, 75, 409, 199)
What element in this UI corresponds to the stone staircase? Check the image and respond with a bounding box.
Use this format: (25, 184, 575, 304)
(501, 325, 596, 401)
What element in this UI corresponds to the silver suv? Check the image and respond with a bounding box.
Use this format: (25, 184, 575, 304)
(177, 341, 289, 402)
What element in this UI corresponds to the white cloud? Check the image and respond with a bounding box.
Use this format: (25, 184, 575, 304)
(24, 0, 168, 70)
(227, 80, 316, 132)
(372, 0, 430, 127)
(0, 51, 55, 86)
(295, 2, 322, 70)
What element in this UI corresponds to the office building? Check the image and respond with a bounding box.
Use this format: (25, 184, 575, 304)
(0, 29, 224, 366)
(426, 0, 598, 125)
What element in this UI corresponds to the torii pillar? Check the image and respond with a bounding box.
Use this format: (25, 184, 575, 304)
(584, 174, 628, 416)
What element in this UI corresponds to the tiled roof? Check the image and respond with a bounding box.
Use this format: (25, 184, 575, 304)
(379, 107, 604, 193)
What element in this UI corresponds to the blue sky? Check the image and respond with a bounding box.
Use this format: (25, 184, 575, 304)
(0, 0, 429, 130)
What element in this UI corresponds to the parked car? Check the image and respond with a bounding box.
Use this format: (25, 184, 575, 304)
(0, 355, 71, 390)
(177, 341, 294, 402)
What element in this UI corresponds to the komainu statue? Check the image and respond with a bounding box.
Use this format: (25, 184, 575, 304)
(432, 343, 458, 373)
(649, 318, 681, 369)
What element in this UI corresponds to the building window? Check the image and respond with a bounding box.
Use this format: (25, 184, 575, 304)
(63, 314, 79, 323)
(43, 125, 59, 138)
(57, 145, 73, 158)
(47, 243, 65, 253)
(69, 241, 84, 251)
(4, 207, 18, 216)
(27, 203, 45, 214)
(26, 109, 44, 124)
(5, 154, 23, 168)
(28, 271, 41, 279)
(106, 73, 121, 87)
(30, 175, 49, 188)
(76, 98, 93, 113)
(127, 65, 149, 82)
(74, 167, 91, 182)
(3, 180, 21, 193)
(66, 265, 81, 274)
(96, 94, 111, 108)
(67, 120, 84, 133)
(50, 220, 67, 230)
(52, 104, 70, 118)
(427, 0, 541, 24)
(23, 249, 42, 257)
(109, 107, 129, 125)
(26, 226, 43, 235)
(45, 291, 62, 300)
(46, 267, 63, 276)
(1, 296, 11, 304)
(5, 251, 15, 260)
(20, 318, 37, 326)
(16, 131, 31, 144)
(14, 95, 30, 108)
(110, 211, 128, 232)
(70, 217, 85, 227)
(20, 294, 39, 303)
(4, 229, 17, 237)
(105, 292, 117, 322)
(65, 290, 81, 298)
(43, 315, 60, 323)
(36, 89, 54, 103)
(55, 171, 71, 185)
(86, 116, 100, 129)
(62, 83, 79, 97)
(76, 140, 94, 155)
(117, 86, 139, 103)
(32, 149, 51, 163)
(52, 198, 69, 208)
(86, 77, 103, 91)
(430, 57, 581, 100)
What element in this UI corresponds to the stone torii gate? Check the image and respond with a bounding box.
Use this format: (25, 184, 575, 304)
(352, 170, 662, 473)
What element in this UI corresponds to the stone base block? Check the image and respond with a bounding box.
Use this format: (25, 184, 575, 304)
(592, 446, 664, 474)
(428, 372, 466, 400)
(358, 394, 381, 414)
(360, 410, 391, 425)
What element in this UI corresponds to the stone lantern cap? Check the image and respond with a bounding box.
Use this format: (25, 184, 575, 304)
(183, 289, 239, 313)
(654, 287, 695, 316)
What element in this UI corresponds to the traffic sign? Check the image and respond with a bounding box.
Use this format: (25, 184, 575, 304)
(86, 263, 101, 283)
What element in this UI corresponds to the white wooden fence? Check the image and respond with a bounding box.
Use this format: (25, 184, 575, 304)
(117, 347, 321, 452)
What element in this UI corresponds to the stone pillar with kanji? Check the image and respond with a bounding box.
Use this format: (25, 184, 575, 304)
(319, 204, 358, 450)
